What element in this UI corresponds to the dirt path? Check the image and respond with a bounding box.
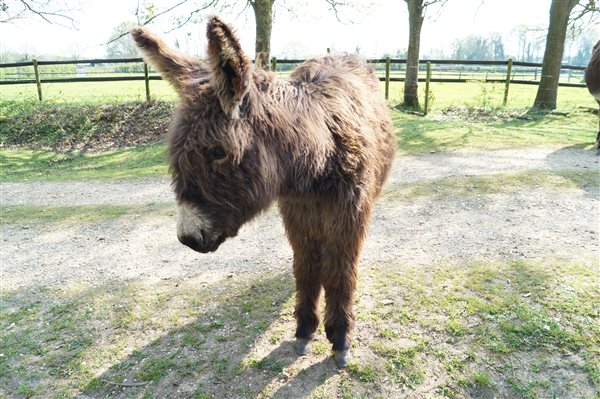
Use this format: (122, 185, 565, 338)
(2, 147, 598, 292)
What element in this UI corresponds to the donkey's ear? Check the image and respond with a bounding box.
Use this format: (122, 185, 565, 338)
(206, 16, 252, 118)
(131, 28, 205, 96)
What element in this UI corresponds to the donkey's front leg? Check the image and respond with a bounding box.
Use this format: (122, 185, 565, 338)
(321, 242, 360, 368)
(280, 200, 323, 356)
(292, 242, 322, 355)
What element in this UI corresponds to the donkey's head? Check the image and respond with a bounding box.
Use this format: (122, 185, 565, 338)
(132, 17, 278, 253)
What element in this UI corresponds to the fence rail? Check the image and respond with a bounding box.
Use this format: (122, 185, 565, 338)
(0, 56, 587, 103)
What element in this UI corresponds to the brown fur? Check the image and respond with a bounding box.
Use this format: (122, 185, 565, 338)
(585, 40, 600, 149)
(132, 16, 396, 361)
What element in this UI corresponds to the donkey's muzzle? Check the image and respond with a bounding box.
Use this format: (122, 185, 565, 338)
(178, 231, 226, 253)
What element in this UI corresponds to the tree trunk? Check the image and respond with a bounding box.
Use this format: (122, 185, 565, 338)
(251, 0, 274, 70)
(533, 0, 578, 109)
(403, 0, 424, 108)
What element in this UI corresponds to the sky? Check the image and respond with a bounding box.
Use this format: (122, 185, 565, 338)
(0, 0, 598, 61)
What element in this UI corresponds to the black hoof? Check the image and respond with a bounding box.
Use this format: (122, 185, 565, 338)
(334, 349, 350, 368)
(295, 338, 310, 355)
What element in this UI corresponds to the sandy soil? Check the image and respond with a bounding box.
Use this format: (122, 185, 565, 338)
(2, 147, 598, 292)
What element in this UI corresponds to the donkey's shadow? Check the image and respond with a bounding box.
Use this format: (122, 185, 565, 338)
(78, 271, 341, 398)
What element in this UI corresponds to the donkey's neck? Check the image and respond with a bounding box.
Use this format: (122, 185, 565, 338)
(251, 72, 335, 196)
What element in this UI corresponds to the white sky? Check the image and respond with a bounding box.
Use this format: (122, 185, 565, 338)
(0, 0, 597, 60)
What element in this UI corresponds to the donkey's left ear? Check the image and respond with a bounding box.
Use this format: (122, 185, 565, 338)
(206, 16, 252, 119)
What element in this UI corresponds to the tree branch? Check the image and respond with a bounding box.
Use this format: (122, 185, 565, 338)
(1, 0, 77, 27)
(569, 0, 599, 35)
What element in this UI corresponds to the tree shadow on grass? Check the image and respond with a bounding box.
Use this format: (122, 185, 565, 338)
(392, 111, 461, 154)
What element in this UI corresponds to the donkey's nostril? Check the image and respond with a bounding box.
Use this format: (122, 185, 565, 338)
(199, 229, 207, 245)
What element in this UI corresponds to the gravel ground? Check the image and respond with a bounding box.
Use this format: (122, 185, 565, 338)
(2, 147, 599, 292)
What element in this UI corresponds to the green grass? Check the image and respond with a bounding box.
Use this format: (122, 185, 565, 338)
(1, 80, 178, 103)
(1, 144, 168, 182)
(393, 108, 596, 155)
(383, 81, 595, 111)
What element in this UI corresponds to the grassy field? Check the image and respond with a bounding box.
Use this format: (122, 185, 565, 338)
(1, 74, 594, 108)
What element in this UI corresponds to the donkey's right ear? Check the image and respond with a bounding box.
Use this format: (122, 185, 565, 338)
(131, 28, 205, 96)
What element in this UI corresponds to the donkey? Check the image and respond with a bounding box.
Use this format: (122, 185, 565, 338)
(585, 40, 600, 150)
(131, 16, 395, 367)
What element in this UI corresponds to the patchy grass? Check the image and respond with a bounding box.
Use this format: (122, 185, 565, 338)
(0, 202, 173, 225)
(2, 258, 597, 398)
(383, 170, 600, 200)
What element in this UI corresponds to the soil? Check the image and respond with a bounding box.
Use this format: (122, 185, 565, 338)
(2, 147, 598, 291)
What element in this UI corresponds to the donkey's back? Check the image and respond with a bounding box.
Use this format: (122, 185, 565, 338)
(290, 54, 379, 90)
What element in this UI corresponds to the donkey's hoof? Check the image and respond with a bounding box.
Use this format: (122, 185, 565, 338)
(295, 338, 310, 355)
(334, 349, 350, 368)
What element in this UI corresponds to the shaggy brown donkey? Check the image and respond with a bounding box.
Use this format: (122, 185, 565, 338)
(131, 16, 395, 367)
(585, 40, 600, 150)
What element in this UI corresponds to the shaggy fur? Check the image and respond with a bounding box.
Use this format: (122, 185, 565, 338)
(132, 16, 395, 366)
(585, 40, 600, 149)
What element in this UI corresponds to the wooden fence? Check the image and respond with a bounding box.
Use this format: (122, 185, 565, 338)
(0, 57, 587, 108)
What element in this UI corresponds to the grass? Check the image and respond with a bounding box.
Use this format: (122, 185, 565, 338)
(393, 107, 596, 155)
(1, 99, 597, 183)
(1, 143, 168, 182)
(0, 202, 173, 225)
(383, 170, 600, 200)
(1, 80, 179, 103)
(2, 257, 597, 398)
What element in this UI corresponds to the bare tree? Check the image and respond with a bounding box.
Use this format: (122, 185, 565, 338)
(402, 0, 447, 109)
(0, 0, 79, 26)
(533, 0, 598, 109)
(114, 0, 362, 70)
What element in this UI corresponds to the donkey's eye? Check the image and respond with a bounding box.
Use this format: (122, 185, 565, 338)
(211, 146, 226, 160)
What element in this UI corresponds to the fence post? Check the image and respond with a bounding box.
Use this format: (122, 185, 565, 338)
(384, 56, 391, 100)
(503, 58, 513, 106)
(33, 59, 42, 101)
(271, 57, 277, 72)
(424, 61, 431, 115)
(144, 62, 150, 102)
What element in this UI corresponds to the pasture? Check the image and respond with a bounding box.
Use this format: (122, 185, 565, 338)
(1, 79, 599, 399)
